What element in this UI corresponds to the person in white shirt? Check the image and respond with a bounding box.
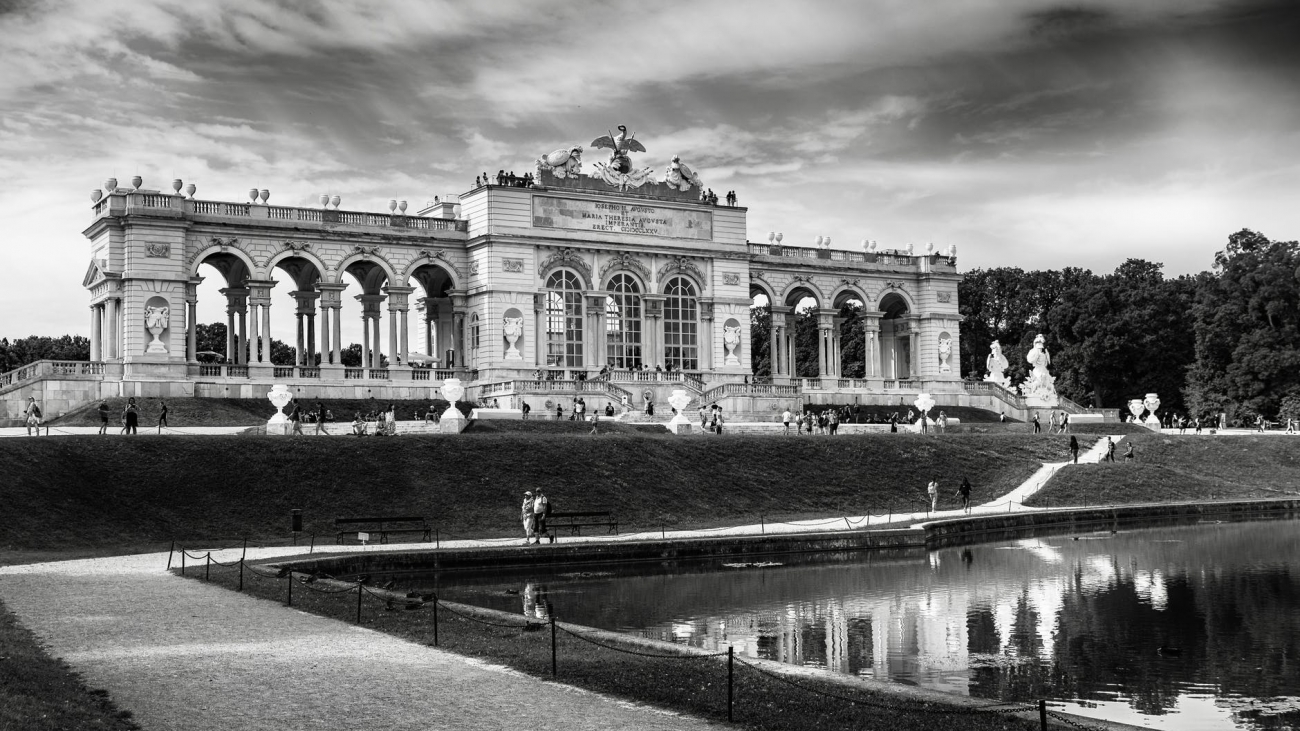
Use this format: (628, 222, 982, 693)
(531, 490, 549, 544)
(782, 410, 792, 434)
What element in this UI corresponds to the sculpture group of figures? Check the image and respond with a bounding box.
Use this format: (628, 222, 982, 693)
(535, 124, 704, 193)
(984, 334, 1058, 406)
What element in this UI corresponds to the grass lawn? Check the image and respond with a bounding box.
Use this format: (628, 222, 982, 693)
(184, 564, 1040, 731)
(1026, 434, 1300, 507)
(0, 433, 1070, 552)
(0, 600, 140, 731)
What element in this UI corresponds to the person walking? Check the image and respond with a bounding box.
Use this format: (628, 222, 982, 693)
(97, 399, 110, 435)
(23, 397, 42, 436)
(957, 477, 972, 512)
(521, 491, 537, 545)
(699, 405, 709, 431)
(713, 408, 724, 435)
(1124, 441, 1135, 462)
(290, 401, 303, 435)
(1105, 437, 1116, 462)
(589, 411, 599, 435)
(315, 400, 329, 434)
(1069, 435, 1079, 464)
(156, 399, 169, 433)
(782, 409, 792, 434)
(122, 397, 139, 435)
(1032, 412, 1041, 434)
(927, 478, 939, 513)
(1061, 411, 1070, 433)
(532, 489, 549, 543)
(1047, 410, 1059, 434)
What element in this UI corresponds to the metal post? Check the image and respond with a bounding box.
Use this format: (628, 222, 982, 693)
(760, 514, 765, 535)
(238, 559, 244, 592)
(166, 541, 175, 570)
(728, 646, 735, 722)
(205, 553, 211, 582)
(844, 517, 851, 530)
(287, 571, 293, 606)
(435, 529, 440, 549)
(356, 579, 363, 624)
(310, 533, 316, 554)
(550, 613, 557, 677)
(1039, 699, 1047, 731)
(181, 551, 186, 576)
(432, 595, 439, 646)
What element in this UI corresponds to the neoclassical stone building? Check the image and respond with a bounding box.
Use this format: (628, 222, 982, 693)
(4, 129, 988, 422)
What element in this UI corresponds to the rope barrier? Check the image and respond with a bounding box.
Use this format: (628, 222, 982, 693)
(734, 656, 1034, 718)
(436, 601, 536, 630)
(554, 624, 729, 659)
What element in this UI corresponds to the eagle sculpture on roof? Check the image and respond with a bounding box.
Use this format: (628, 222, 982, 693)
(590, 125, 646, 174)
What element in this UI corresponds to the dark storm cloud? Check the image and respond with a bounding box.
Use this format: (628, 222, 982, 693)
(1, 0, 1300, 338)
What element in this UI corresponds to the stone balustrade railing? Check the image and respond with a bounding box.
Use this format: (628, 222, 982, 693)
(698, 381, 800, 407)
(746, 243, 955, 269)
(93, 192, 468, 233)
(0, 360, 103, 392)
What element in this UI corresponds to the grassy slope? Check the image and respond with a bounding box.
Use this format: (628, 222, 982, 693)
(1027, 434, 1300, 507)
(0, 602, 140, 731)
(0, 434, 1069, 551)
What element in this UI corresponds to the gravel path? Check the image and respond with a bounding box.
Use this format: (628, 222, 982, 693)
(0, 553, 716, 730)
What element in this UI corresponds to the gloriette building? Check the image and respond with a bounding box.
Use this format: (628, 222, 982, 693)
(3, 126, 1000, 423)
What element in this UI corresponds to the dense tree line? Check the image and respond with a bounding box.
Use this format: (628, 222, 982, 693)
(958, 229, 1300, 421)
(0, 335, 89, 373)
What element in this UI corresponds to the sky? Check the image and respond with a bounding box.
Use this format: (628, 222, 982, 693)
(2, 0, 1299, 343)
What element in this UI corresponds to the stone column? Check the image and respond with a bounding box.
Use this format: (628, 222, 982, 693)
(861, 311, 883, 380)
(238, 309, 247, 364)
(909, 317, 921, 380)
(187, 300, 198, 363)
(816, 309, 836, 377)
(699, 299, 714, 371)
(104, 297, 117, 360)
(585, 293, 606, 370)
(770, 306, 791, 383)
(388, 309, 398, 367)
(261, 301, 272, 364)
(382, 285, 413, 373)
(643, 294, 665, 370)
(362, 316, 370, 366)
(318, 305, 329, 365)
(331, 304, 342, 365)
(307, 311, 316, 366)
(532, 295, 544, 368)
(831, 315, 844, 379)
(90, 305, 101, 361)
(248, 302, 260, 362)
(316, 283, 346, 368)
(766, 307, 778, 379)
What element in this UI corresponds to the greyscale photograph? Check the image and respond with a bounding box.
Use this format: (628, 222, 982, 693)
(1, 1, 1298, 730)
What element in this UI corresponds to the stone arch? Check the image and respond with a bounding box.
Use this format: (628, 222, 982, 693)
(400, 257, 460, 292)
(602, 269, 647, 292)
(538, 248, 593, 290)
(831, 284, 868, 308)
(264, 248, 330, 287)
(335, 252, 398, 290)
(660, 269, 704, 295)
(877, 288, 914, 316)
(780, 279, 823, 308)
(188, 243, 257, 283)
(748, 276, 777, 303)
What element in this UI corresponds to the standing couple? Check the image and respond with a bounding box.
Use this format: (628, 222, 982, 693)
(521, 489, 551, 544)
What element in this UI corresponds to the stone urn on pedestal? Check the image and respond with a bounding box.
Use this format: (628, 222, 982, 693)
(913, 392, 936, 432)
(1142, 393, 1162, 431)
(439, 378, 468, 433)
(266, 384, 293, 436)
(1127, 399, 1145, 424)
(666, 389, 694, 435)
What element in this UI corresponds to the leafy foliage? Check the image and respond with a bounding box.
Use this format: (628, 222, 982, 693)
(0, 335, 89, 372)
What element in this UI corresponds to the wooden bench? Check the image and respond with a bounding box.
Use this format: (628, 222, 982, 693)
(544, 510, 618, 541)
(335, 516, 431, 544)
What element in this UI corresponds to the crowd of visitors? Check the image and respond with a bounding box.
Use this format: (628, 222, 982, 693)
(476, 170, 535, 188)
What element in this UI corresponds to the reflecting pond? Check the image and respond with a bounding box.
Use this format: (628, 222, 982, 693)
(420, 519, 1300, 731)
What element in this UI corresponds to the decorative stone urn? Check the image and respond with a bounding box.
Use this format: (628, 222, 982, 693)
(266, 384, 293, 435)
(144, 306, 170, 354)
(1127, 399, 1145, 423)
(1142, 393, 1162, 431)
(439, 378, 468, 433)
(503, 317, 524, 360)
(722, 325, 741, 366)
(667, 388, 694, 435)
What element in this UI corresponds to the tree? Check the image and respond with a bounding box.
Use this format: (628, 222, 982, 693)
(958, 267, 1090, 382)
(0, 335, 90, 372)
(749, 305, 771, 380)
(1185, 229, 1300, 419)
(1044, 259, 1196, 411)
(195, 323, 227, 360)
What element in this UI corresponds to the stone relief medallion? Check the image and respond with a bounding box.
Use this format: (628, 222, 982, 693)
(723, 273, 740, 286)
(145, 243, 171, 258)
(503, 258, 524, 273)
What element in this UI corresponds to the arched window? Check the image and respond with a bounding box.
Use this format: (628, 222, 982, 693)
(470, 313, 480, 368)
(545, 270, 584, 367)
(663, 277, 698, 371)
(605, 273, 642, 370)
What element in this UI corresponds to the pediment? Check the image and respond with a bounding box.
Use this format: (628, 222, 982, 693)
(82, 258, 116, 288)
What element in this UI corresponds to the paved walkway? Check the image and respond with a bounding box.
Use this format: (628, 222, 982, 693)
(0, 553, 714, 731)
(0, 437, 1125, 730)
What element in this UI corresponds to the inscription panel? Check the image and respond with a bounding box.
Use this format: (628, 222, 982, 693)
(532, 196, 712, 240)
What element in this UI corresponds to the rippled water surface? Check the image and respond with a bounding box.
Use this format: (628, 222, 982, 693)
(423, 519, 1300, 730)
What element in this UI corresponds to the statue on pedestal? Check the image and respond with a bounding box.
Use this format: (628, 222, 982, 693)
(1021, 334, 1058, 406)
(937, 336, 952, 374)
(984, 340, 1010, 389)
(503, 317, 524, 360)
(590, 124, 655, 191)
